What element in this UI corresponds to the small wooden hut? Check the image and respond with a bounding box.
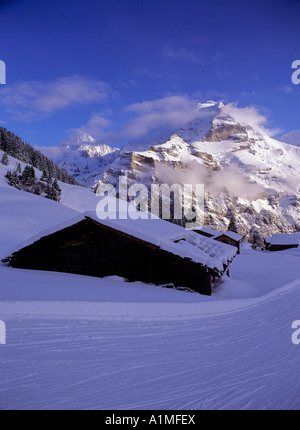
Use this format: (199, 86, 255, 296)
(213, 232, 243, 254)
(265, 233, 299, 251)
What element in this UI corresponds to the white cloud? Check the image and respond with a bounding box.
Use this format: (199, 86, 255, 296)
(71, 95, 207, 144)
(0, 75, 110, 121)
(222, 103, 280, 137)
(156, 160, 263, 199)
(121, 95, 207, 139)
(78, 113, 111, 140)
(66, 96, 279, 148)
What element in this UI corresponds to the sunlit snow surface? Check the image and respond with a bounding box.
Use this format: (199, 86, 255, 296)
(0, 155, 300, 410)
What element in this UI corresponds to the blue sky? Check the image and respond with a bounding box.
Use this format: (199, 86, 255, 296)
(0, 0, 299, 147)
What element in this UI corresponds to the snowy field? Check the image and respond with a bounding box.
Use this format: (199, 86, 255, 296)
(0, 158, 300, 409)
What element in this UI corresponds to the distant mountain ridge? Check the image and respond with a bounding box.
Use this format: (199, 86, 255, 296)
(38, 130, 120, 187)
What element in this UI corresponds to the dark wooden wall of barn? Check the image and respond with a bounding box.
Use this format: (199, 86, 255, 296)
(10, 219, 212, 295)
(268, 244, 299, 252)
(214, 235, 240, 254)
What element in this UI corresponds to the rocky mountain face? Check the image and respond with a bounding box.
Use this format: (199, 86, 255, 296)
(45, 103, 300, 244)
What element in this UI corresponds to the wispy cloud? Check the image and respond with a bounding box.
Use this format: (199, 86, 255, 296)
(69, 97, 279, 147)
(0, 75, 110, 121)
(277, 85, 293, 95)
(162, 45, 222, 66)
(75, 113, 112, 140)
(72, 95, 207, 144)
(121, 95, 205, 139)
(223, 103, 280, 137)
(156, 160, 263, 199)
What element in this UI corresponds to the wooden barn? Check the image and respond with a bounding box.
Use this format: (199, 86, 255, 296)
(213, 231, 243, 254)
(264, 233, 299, 251)
(3, 212, 237, 296)
(192, 227, 243, 254)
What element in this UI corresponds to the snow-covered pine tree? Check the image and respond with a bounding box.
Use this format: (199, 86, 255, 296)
(52, 179, 61, 202)
(228, 215, 238, 233)
(33, 184, 41, 195)
(21, 165, 36, 186)
(1, 152, 9, 166)
(15, 162, 22, 174)
(7, 171, 21, 189)
(5, 170, 12, 180)
(45, 181, 61, 202)
(45, 182, 54, 200)
(40, 169, 49, 182)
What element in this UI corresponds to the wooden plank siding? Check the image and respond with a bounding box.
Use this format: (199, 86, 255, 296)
(267, 244, 299, 252)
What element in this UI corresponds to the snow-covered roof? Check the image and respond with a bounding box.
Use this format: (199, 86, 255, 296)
(215, 231, 243, 242)
(194, 226, 221, 237)
(269, 233, 299, 246)
(194, 226, 243, 242)
(8, 206, 237, 273)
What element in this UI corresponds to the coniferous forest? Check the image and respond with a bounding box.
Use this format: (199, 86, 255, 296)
(0, 127, 78, 186)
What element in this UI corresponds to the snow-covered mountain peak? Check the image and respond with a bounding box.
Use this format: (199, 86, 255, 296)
(60, 130, 119, 157)
(60, 130, 96, 150)
(77, 143, 119, 158)
(38, 130, 120, 187)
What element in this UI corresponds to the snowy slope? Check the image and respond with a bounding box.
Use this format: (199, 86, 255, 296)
(0, 248, 300, 409)
(1, 151, 300, 409)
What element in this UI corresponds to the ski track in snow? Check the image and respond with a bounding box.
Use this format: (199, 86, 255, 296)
(1, 279, 300, 410)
